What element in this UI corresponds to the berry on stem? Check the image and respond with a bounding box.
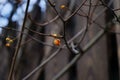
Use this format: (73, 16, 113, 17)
(5, 43, 10, 47)
(53, 39, 61, 46)
(6, 37, 11, 41)
(60, 5, 66, 9)
(51, 34, 57, 37)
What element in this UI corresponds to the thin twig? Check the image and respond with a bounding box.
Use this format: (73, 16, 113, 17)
(47, 0, 65, 21)
(62, 21, 75, 54)
(7, 0, 30, 80)
(100, 0, 120, 23)
(52, 29, 106, 80)
(0, 26, 57, 47)
(25, 27, 63, 38)
(22, 27, 86, 80)
(65, 0, 88, 21)
(76, 0, 92, 47)
(28, 14, 59, 26)
(47, 0, 75, 53)
(113, 8, 120, 11)
(22, 47, 62, 80)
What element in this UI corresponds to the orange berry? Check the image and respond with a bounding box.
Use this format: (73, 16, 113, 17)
(5, 43, 10, 47)
(60, 5, 65, 9)
(53, 39, 60, 46)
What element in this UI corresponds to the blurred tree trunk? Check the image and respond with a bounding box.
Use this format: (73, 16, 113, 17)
(113, 0, 120, 79)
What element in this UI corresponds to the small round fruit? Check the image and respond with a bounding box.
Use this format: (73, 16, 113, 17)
(51, 34, 57, 37)
(60, 5, 65, 9)
(6, 37, 11, 41)
(5, 43, 10, 47)
(53, 39, 60, 46)
(9, 40, 13, 43)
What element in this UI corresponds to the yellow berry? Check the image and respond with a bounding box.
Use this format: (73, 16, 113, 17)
(51, 34, 57, 37)
(60, 5, 65, 9)
(5, 43, 10, 47)
(9, 40, 13, 43)
(53, 39, 60, 46)
(6, 37, 11, 41)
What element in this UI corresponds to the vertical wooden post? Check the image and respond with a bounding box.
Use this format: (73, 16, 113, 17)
(106, 0, 119, 79)
(113, 0, 120, 79)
